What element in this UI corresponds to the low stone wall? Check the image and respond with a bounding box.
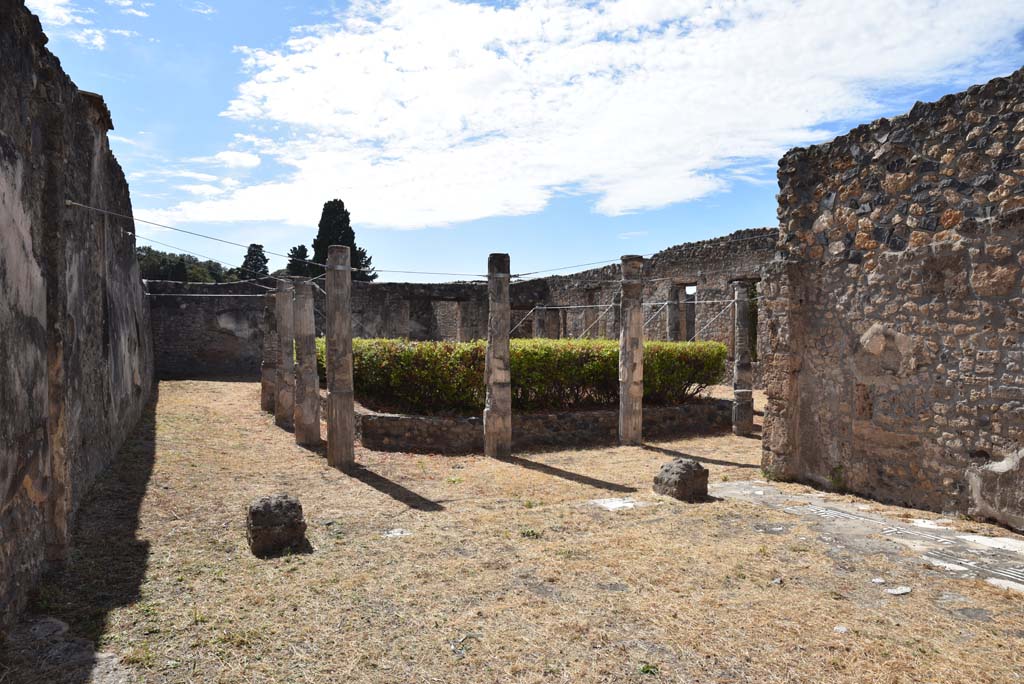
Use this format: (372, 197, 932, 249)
(358, 400, 732, 454)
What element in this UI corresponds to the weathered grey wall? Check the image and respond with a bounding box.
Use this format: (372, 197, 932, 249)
(149, 294, 265, 378)
(1, 0, 153, 630)
(510, 228, 777, 382)
(145, 233, 777, 380)
(763, 69, 1024, 529)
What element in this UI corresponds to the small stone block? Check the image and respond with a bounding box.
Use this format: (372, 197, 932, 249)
(653, 457, 709, 502)
(246, 493, 308, 557)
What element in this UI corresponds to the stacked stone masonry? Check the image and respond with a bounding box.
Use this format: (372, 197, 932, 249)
(146, 229, 778, 383)
(0, 0, 154, 631)
(763, 68, 1024, 531)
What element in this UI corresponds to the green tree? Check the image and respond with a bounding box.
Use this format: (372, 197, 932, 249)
(286, 244, 312, 277)
(135, 246, 229, 282)
(239, 243, 269, 278)
(310, 199, 376, 281)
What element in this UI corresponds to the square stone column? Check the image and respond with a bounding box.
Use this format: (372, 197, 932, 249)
(619, 255, 645, 445)
(260, 291, 278, 412)
(274, 280, 295, 429)
(293, 281, 322, 447)
(484, 253, 512, 458)
(732, 280, 754, 436)
(326, 246, 355, 470)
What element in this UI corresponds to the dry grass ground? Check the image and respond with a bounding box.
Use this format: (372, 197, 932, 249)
(5, 381, 1024, 683)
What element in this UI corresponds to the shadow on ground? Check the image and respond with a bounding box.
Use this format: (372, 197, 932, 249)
(642, 444, 760, 470)
(349, 466, 446, 511)
(0, 385, 159, 684)
(496, 454, 637, 493)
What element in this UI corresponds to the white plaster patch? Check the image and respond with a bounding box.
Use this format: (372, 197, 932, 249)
(924, 556, 969, 572)
(589, 497, 637, 511)
(911, 518, 953, 530)
(957, 534, 1024, 555)
(985, 577, 1024, 594)
(216, 311, 256, 338)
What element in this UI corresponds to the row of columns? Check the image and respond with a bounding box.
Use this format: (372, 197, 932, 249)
(483, 254, 755, 450)
(262, 248, 753, 464)
(261, 245, 356, 470)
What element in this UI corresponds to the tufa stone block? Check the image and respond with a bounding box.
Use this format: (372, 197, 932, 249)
(246, 494, 308, 557)
(653, 458, 709, 502)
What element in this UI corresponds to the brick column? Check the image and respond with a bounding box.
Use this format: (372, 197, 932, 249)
(326, 245, 355, 469)
(274, 280, 295, 429)
(293, 281, 322, 447)
(260, 291, 278, 412)
(484, 253, 512, 458)
(732, 280, 754, 436)
(619, 255, 644, 445)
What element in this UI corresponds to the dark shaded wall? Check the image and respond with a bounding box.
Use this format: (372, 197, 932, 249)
(149, 294, 265, 378)
(0, 0, 153, 630)
(763, 69, 1024, 530)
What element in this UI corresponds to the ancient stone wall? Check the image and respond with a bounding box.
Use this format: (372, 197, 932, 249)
(0, 1, 154, 630)
(510, 229, 777, 380)
(146, 233, 777, 380)
(149, 294, 266, 378)
(763, 69, 1024, 529)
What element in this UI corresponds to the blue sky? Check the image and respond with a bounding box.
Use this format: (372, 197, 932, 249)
(27, 0, 1024, 281)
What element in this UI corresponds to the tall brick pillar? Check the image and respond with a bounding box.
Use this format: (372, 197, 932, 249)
(732, 280, 754, 436)
(484, 253, 512, 458)
(260, 291, 278, 412)
(274, 280, 295, 429)
(619, 255, 644, 445)
(293, 281, 321, 447)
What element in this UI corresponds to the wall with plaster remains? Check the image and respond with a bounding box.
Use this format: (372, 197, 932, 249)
(145, 231, 777, 381)
(762, 69, 1024, 530)
(509, 229, 777, 381)
(149, 294, 266, 378)
(0, 1, 153, 630)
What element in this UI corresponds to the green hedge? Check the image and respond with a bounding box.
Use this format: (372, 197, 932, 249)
(316, 338, 727, 415)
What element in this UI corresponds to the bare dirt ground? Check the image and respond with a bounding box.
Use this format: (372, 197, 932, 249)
(3, 381, 1024, 684)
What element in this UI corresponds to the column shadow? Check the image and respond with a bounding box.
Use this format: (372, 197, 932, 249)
(642, 444, 760, 470)
(348, 466, 445, 512)
(495, 455, 637, 493)
(1, 384, 159, 684)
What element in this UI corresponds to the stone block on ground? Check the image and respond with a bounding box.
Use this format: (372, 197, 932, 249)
(653, 458, 709, 502)
(246, 494, 309, 557)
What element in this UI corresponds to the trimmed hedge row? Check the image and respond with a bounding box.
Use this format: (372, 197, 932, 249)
(316, 338, 727, 415)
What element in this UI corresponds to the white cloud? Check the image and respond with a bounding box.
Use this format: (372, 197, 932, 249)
(70, 27, 107, 49)
(618, 231, 648, 240)
(147, 0, 1024, 230)
(106, 0, 149, 16)
(175, 183, 226, 197)
(129, 169, 220, 182)
(190, 2, 215, 15)
(25, 0, 90, 26)
(191, 150, 262, 168)
(28, 0, 141, 49)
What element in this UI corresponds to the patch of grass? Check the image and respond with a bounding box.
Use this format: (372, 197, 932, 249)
(639, 663, 660, 675)
(520, 528, 543, 539)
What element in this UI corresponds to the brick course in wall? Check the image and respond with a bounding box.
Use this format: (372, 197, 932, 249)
(763, 68, 1024, 530)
